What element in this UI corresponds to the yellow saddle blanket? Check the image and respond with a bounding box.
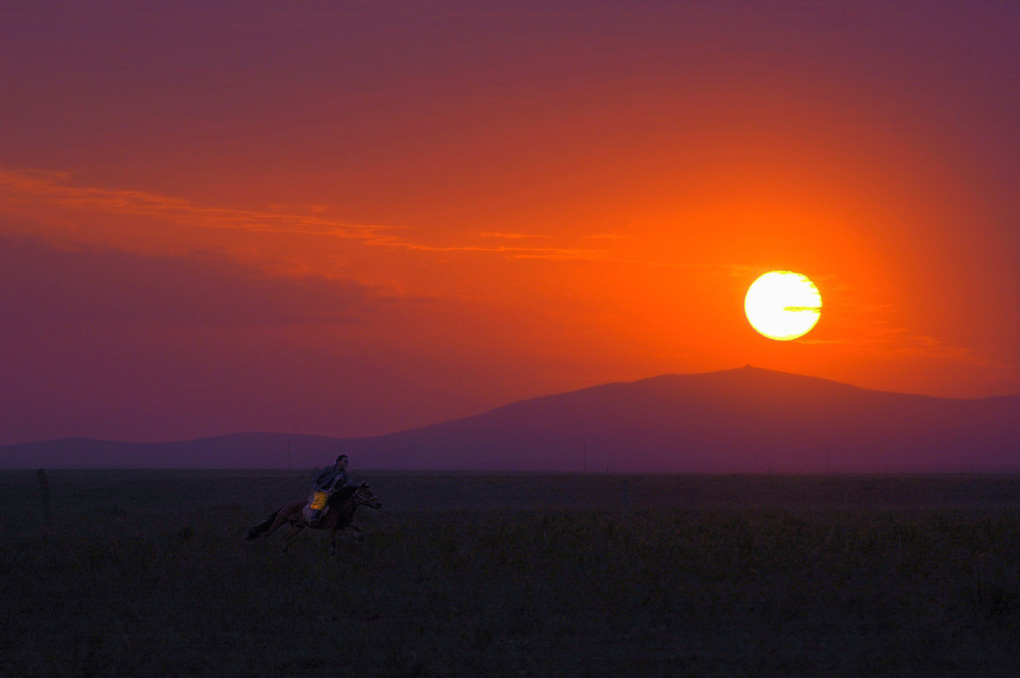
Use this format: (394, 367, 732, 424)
(302, 491, 331, 522)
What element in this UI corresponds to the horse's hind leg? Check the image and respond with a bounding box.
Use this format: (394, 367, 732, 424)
(281, 524, 303, 553)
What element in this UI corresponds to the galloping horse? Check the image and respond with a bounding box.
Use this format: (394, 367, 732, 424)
(246, 483, 381, 557)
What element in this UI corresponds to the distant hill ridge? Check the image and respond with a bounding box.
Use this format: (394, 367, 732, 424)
(2, 367, 1018, 472)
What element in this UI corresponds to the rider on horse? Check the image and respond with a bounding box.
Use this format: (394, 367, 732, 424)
(308, 454, 350, 526)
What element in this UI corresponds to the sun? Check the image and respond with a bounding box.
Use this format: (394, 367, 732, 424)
(744, 271, 822, 341)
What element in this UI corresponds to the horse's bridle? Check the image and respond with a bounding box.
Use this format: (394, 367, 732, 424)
(354, 485, 382, 509)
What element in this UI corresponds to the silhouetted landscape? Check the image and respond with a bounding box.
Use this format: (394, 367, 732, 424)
(4, 368, 1017, 472)
(3, 470, 1019, 676)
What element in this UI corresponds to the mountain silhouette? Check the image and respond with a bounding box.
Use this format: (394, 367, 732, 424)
(3, 367, 1018, 472)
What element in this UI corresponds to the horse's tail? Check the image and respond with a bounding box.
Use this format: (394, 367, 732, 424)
(245, 507, 283, 540)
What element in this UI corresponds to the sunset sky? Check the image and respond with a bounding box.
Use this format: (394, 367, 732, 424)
(1, 1, 1017, 446)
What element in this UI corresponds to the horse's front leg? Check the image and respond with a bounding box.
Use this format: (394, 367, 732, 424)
(282, 524, 303, 554)
(348, 525, 363, 543)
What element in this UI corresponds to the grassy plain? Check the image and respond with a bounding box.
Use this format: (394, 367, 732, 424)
(2, 471, 1019, 677)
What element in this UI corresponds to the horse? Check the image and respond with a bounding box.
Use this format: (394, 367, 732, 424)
(246, 483, 382, 558)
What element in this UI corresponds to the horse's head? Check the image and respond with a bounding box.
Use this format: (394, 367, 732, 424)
(354, 483, 382, 510)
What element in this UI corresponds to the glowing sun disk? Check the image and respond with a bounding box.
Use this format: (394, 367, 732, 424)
(744, 271, 822, 341)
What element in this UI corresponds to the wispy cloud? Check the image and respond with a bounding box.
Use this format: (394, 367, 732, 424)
(365, 234, 605, 260)
(3, 168, 814, 271)
(829, 321, 1003, 370)
(0, 168, 388, 240)
(477, 232, 553, 239)
(885, 332, 987, 364)
(0, 167, 611, 262)
(0, 235, 406, 329)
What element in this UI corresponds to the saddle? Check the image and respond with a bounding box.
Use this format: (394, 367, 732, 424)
(301, 503, 328, 523)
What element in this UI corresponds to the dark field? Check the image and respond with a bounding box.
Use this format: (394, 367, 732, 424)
(2, 471, 1019, 677)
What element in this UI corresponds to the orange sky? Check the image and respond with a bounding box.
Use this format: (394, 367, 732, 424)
(1, 1, 1017, 445)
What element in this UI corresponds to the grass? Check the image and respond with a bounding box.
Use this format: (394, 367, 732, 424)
(1, 471, 1019, 676)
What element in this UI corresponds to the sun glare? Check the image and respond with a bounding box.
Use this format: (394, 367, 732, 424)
(744, 271, 822, 341)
